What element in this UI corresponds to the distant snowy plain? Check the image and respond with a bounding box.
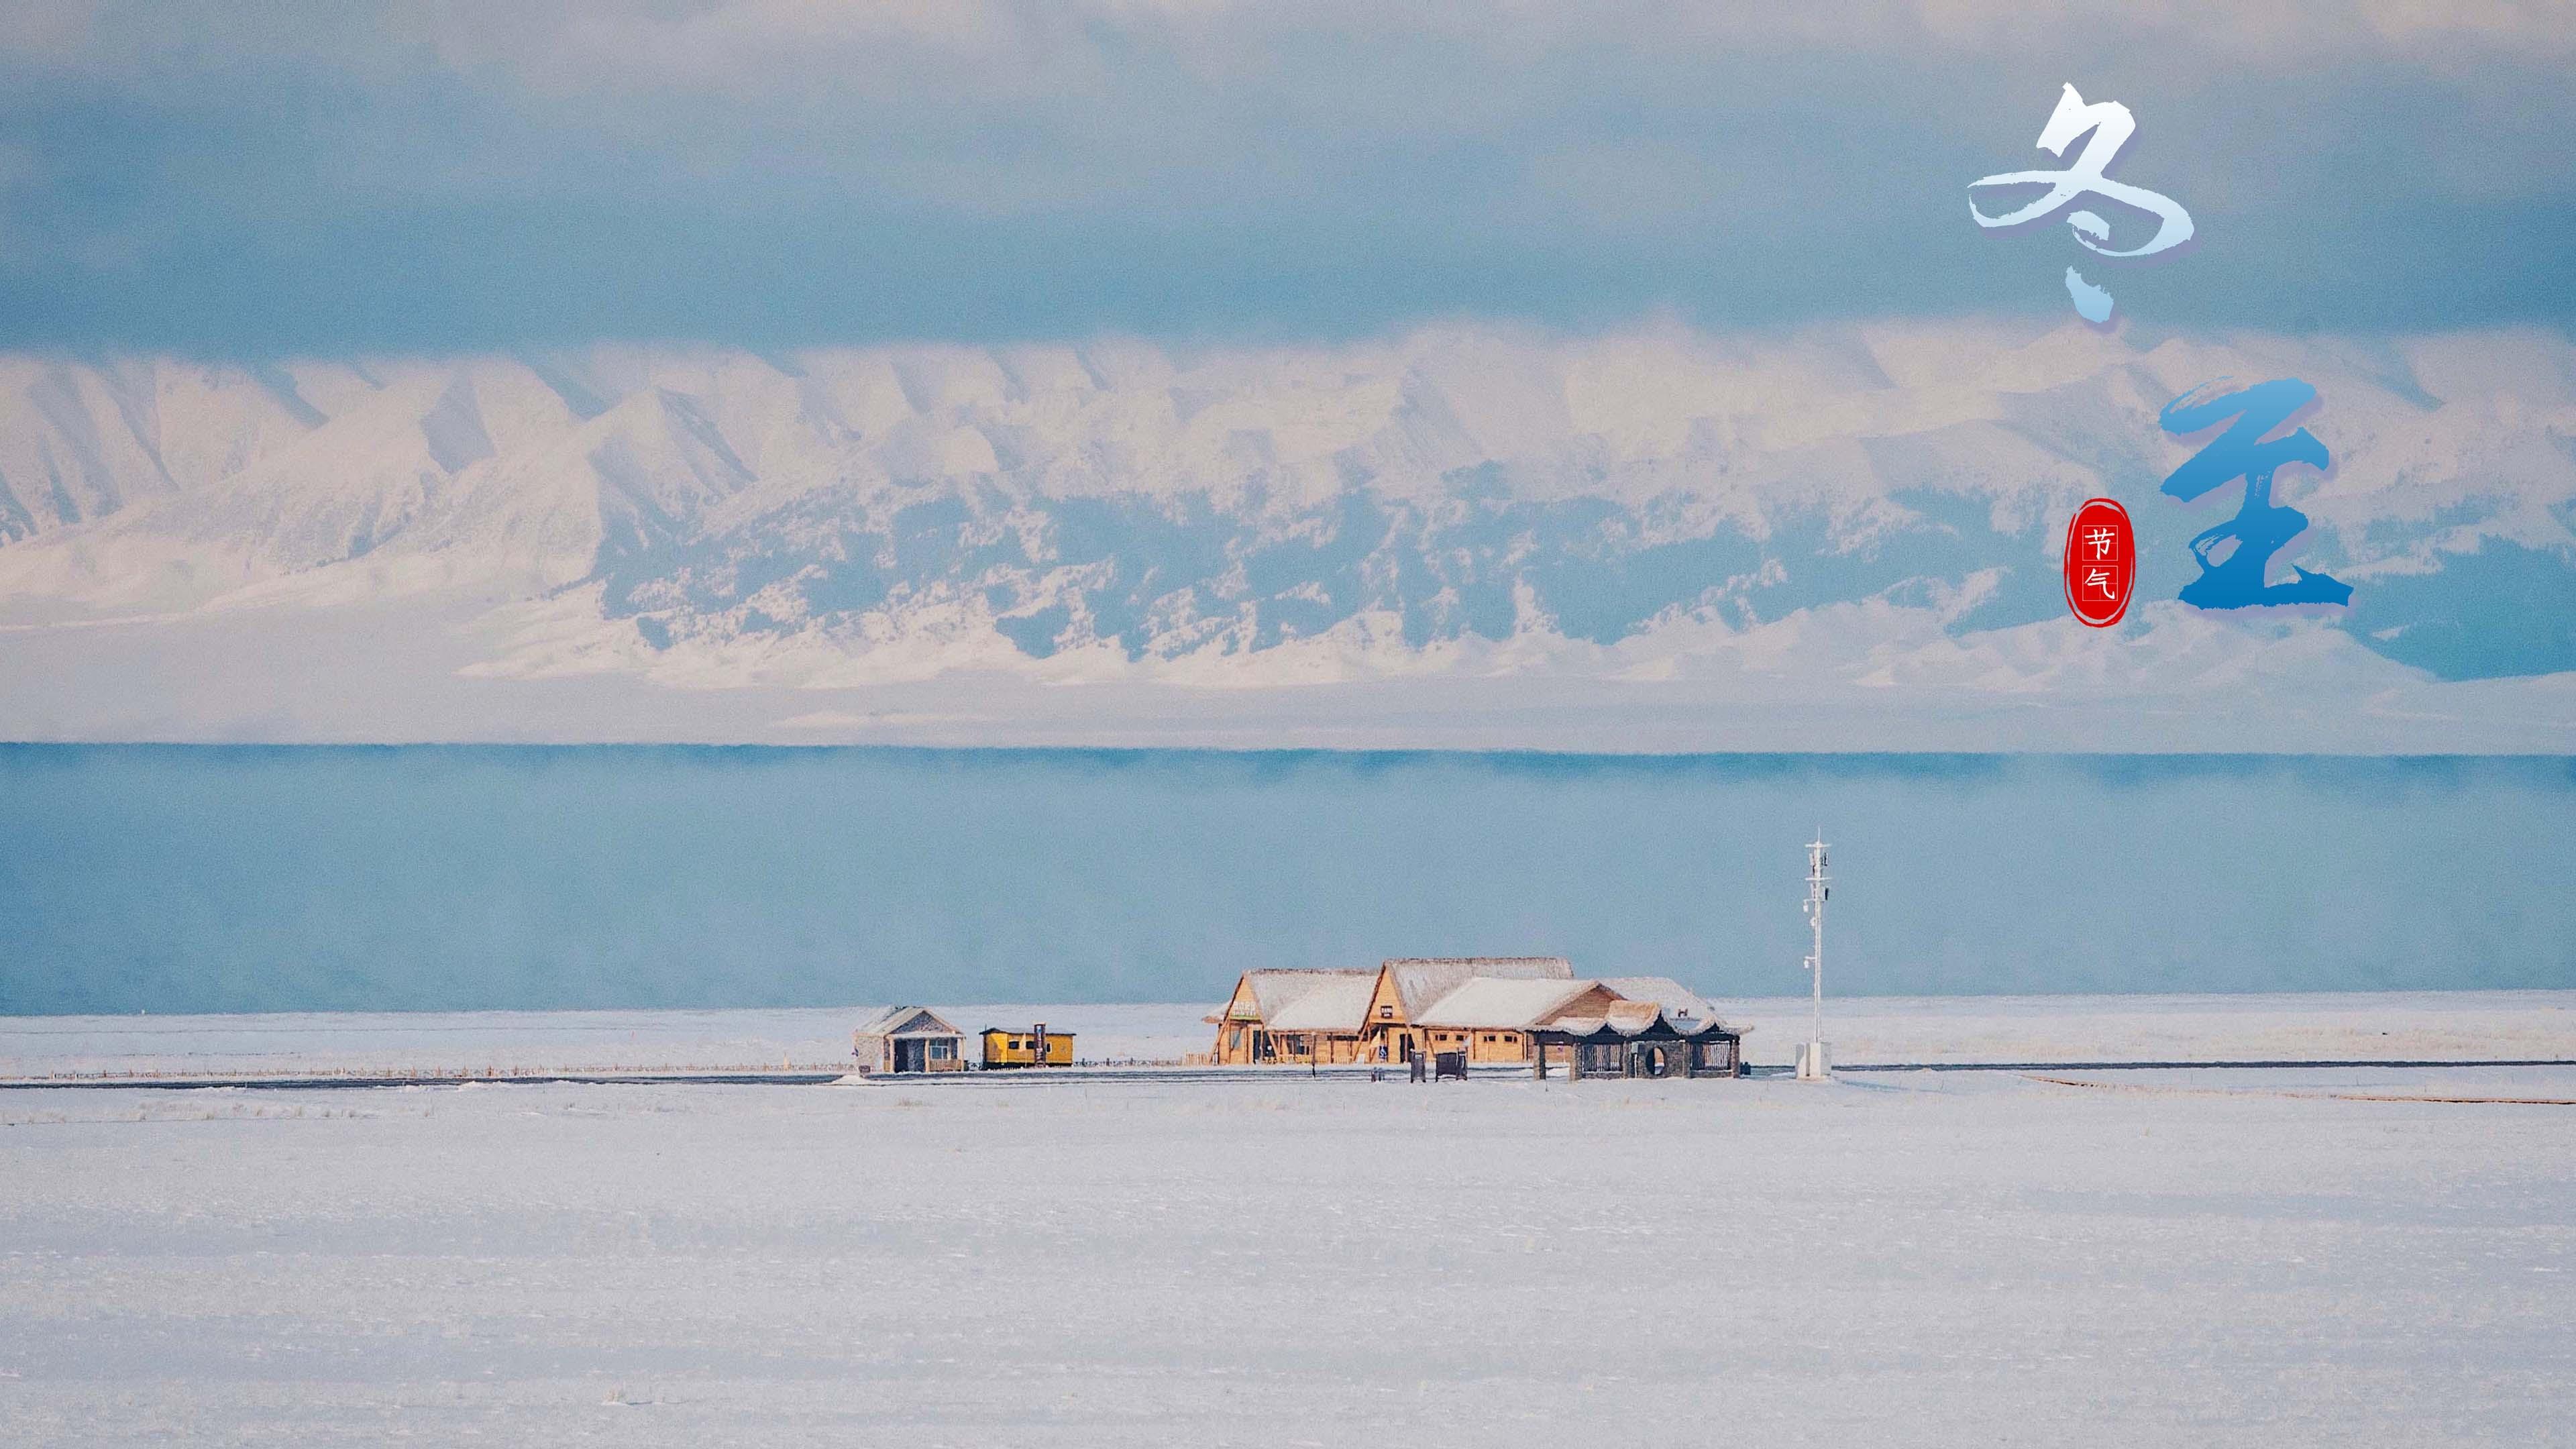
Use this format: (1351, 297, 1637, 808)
(8, 991, 2574, 1080)
(3, 994, 2572, 1446)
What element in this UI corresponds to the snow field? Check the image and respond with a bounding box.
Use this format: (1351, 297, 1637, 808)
(2, 1061, 2571, 1446)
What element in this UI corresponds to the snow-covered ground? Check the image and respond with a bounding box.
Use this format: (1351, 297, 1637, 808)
(2, 1053, 2570, 1446)
(1737, 989, 2576, 1066)
(7, 991, 2573, 1082)
(0, 1003, 1207, 1081)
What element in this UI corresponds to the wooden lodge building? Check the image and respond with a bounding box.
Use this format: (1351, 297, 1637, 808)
(1210, 969, 1378, 1066)
(1210, 958, 1743, 1076)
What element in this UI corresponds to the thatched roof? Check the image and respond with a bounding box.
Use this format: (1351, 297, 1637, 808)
(1413, 977, 1601, 1030)
(1265, 974, 1378, 1032)
(1230, 969, 1374, 1022)
(1597, 976, 1716, 1021)
(1380, 956, 1572, 1019)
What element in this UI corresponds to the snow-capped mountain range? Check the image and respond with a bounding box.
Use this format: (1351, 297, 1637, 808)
(1, 320, 2571, 748)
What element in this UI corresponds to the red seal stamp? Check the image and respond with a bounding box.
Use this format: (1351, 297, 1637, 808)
(2063, 497, 2135, 628)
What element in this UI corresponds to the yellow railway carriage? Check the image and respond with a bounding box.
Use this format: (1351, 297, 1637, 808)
(980, 1024, 1075, 1069)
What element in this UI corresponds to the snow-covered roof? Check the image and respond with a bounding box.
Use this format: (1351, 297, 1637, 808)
(1381, 956, 1572, 1018)
(1413, 977, 1600, 1030)
(1597, 976, 1715, 1022)
(1234, 969, 1373, 1021)
(1552, 1003, 1739, 1038)
(1602, 1000, 1665, 1035)
(1265, 975, 1377, 1032)
(852, 1006, 962, 1039)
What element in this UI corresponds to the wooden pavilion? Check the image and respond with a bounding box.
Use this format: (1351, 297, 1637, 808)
(1533, 1002, 1744, 1079)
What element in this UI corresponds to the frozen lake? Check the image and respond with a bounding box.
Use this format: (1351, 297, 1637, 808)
(3, 1000, 2573, 1445)
(9, 748, 2573, 1017)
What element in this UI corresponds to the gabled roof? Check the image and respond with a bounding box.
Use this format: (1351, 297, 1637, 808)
(1265, 975, 1377, 1032)
(853, 1006, 962, 1039)
(1380, 956, 1572, 1018)
(1602, 1000, 1666, 1035)
(1234, 969, 1373, 1021)
(1597, 976, 1715, 1022)
(1413, 976, 1601, 1030)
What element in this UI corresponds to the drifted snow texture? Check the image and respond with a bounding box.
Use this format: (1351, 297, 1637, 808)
(2, 1059, 2569, 1448)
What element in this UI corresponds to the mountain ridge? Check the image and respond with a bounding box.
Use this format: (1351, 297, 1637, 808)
(1, 321, 2571, 746)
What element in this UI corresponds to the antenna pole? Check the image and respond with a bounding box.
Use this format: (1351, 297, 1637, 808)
(1799, 832, 1833, 1080)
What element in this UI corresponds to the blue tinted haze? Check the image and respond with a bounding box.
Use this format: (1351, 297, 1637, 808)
(1, 747, 2567, 1015)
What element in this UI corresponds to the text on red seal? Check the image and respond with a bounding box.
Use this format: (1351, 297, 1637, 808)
(2063, 497, 2135, 628)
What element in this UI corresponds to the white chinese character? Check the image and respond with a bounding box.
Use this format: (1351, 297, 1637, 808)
(1970, 85, 2194, 258)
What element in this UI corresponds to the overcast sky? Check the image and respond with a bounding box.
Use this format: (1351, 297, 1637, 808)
(2, 1, 2571, 356)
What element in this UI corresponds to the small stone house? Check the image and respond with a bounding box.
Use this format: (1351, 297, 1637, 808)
(851, 1006, 966, 1075)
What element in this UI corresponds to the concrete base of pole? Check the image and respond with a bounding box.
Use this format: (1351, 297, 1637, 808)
(1795, 1041, 1833, 1079)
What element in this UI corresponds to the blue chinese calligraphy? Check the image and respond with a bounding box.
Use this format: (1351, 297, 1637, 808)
(2159, 378, 2353, 610)
(1970, 85, 2194, 323)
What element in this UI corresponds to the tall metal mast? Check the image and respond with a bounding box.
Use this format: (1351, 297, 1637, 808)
(1799, 832, 1832, 1079)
